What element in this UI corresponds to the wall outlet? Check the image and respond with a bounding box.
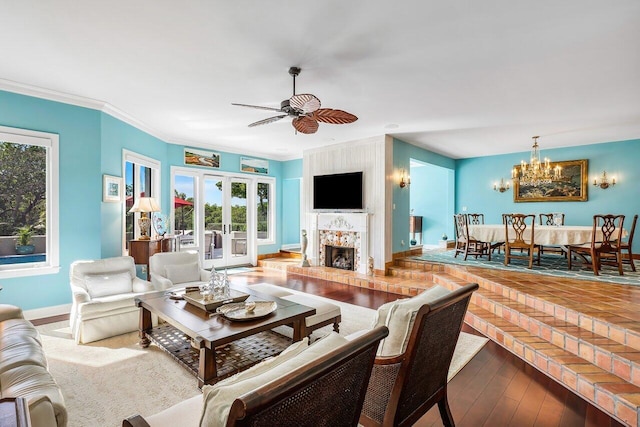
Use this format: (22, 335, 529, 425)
(141, 266, 147, 274)
(401, 240, 405, 246)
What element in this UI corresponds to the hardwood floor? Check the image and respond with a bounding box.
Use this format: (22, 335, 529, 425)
(230, 268, 624, 427)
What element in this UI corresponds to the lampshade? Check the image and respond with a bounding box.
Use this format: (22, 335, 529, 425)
(128, 197, 161, 213)
(128, 197, 160, 240)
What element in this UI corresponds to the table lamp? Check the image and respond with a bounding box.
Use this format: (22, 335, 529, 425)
(129, 197, 160, 240)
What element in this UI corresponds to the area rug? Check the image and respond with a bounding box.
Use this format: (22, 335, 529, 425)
(413, 249, 640, 286)
(37, 295, 487, 427)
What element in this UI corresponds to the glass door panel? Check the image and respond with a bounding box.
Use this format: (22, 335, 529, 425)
(203, 175, 251, 268)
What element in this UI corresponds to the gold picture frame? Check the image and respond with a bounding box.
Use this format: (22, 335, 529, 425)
(513, 159, 588, 202)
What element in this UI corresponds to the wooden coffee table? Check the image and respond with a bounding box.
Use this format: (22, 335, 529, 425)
(135, 285, 315, 387)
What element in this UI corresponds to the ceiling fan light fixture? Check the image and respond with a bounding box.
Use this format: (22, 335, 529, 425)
(232, 67, 357, 135)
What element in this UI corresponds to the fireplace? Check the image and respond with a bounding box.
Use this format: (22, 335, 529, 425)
(313, 213, 369, 274)
(325, 245, 355, 271)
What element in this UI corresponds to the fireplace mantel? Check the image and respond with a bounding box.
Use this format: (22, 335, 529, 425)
(311, 213, 369, 274)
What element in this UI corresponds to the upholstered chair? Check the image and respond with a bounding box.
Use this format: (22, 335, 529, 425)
(148, 251, 209, 291)
(69, 256, 156, 344)
(123, 327, 389, 427)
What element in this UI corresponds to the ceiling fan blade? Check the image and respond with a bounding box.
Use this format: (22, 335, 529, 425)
(292, 116, 319, 134)
(248, 115, 287, 127)
(312, 108, 358, 124)
(289, 94, 321, 114)
(232, 103, 283, 112)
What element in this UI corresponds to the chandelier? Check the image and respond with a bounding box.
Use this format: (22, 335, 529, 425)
(512, 136, 562, 187)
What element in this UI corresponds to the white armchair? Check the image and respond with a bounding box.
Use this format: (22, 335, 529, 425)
(148, 251, 209, 292)
(69, 256, 157, 344)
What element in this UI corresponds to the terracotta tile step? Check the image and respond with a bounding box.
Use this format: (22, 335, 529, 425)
(386, 265, 432, 280)
(466, 303, 640, 427)
(428, 268, 640, 354)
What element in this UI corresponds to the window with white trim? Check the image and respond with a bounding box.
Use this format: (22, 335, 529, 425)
(256, 178, 275, 244)
(0, 126, 59, 278)
(123, 150, 161, 251)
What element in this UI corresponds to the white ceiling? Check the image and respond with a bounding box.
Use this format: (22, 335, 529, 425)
(1, 1, 639, 160)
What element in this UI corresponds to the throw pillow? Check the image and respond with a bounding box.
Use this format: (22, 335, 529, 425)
(377, 285, 451, 357)
(84, 272, 132, 298)
(199, 333, 347, 427)
(164, 262, 201, 284)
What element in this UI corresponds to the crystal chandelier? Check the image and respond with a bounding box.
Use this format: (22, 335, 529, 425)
(512, 136, 562, 187)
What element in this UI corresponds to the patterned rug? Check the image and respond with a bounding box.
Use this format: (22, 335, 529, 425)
(412, 249, 640, 286)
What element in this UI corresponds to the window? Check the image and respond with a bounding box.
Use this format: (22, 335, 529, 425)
(174, 173, 196, 247)
(256, 179, 275, 244)
(123, 150, 160, 250)
(0, 126, 59, 278)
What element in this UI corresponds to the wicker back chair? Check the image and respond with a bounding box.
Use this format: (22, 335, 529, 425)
(227, 326, 389, 427)
(123, 327, 389, 427)
(453, 214, 489, 261)
(359, 283, 479, 427)
(503, 213, 540, 269)
(568, 214, 625, 276)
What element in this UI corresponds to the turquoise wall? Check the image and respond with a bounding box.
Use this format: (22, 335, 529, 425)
(456, 139, 640, 253)
(0, 91, 287, 310)
(281, 159, 302, 246)
(393, 138, 456, 253)
(410, 164, 455, 245)
(0, 90, 102, 309)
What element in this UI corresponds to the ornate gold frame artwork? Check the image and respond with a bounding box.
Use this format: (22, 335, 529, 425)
(513, 159, 588, 202)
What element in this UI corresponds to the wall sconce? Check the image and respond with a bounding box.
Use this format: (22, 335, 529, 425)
(493, 178, 510, 193)
(593, 171, 616, 189)
(399, 169, 410, 188)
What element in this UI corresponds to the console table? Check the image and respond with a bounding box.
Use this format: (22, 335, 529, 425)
(129, 236, 176, 281)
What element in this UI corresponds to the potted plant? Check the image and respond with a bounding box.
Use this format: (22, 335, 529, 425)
(15, 225, 35, 255)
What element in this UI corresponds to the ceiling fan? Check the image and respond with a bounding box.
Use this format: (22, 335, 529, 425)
(232, 67, 358, 134)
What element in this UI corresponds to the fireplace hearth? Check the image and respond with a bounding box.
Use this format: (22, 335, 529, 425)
(325, 245, 355, 271)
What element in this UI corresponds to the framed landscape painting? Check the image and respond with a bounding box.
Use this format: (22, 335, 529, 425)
(513, 159, 588, 202)
(184, 148, 220, 169)
(240, 157, 269, 174)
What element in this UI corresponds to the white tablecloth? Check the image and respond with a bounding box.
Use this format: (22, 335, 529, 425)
(468, 224, 627, 246)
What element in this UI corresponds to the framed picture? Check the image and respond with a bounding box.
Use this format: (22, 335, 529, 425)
(513, 159, 588, 202)
(184, 148, 220, 169)
(240, 157, 269, 174)
(103, 174, 123, 203)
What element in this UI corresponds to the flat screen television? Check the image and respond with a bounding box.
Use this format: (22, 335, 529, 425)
(313, 172, 363, 210)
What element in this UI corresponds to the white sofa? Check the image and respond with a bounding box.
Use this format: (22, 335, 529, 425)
(148, 251, 209, 291)
(69, 256, 157, 344)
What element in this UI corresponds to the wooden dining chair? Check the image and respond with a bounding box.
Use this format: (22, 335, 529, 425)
(453, 214, 490, 261)
(538, 213, 566, 257)
(467, 213, 484, 225)
(618, 214, 638, 272)
(567, 214, 625, 276)
(503, 214, 540, 269)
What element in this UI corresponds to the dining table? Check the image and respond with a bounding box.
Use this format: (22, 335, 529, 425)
(468, 224, 627, 246)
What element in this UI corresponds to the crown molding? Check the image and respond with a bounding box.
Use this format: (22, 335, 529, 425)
(0, 78, 300, 162)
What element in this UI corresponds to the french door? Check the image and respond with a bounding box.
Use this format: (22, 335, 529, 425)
(203, 175, 251, 269)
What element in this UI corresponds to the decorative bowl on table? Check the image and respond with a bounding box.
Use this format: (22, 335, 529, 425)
(183, 289, 249, 312)
(216, 301, 278, 321)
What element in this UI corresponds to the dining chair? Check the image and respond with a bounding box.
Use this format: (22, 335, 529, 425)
(467, 213, 484, 225)
(538, 213, 566, 257)
(617, 214, 637, 272)
(453, 214, 490, 261)
(567, 214, 625, 276)
(503, 214, 540, 269)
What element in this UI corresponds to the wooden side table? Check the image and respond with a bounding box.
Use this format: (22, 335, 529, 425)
(128, 236, 176, 281)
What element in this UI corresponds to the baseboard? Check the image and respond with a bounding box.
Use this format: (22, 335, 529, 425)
(281, 244, 300, 251)
(23, 303, 71, 321)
